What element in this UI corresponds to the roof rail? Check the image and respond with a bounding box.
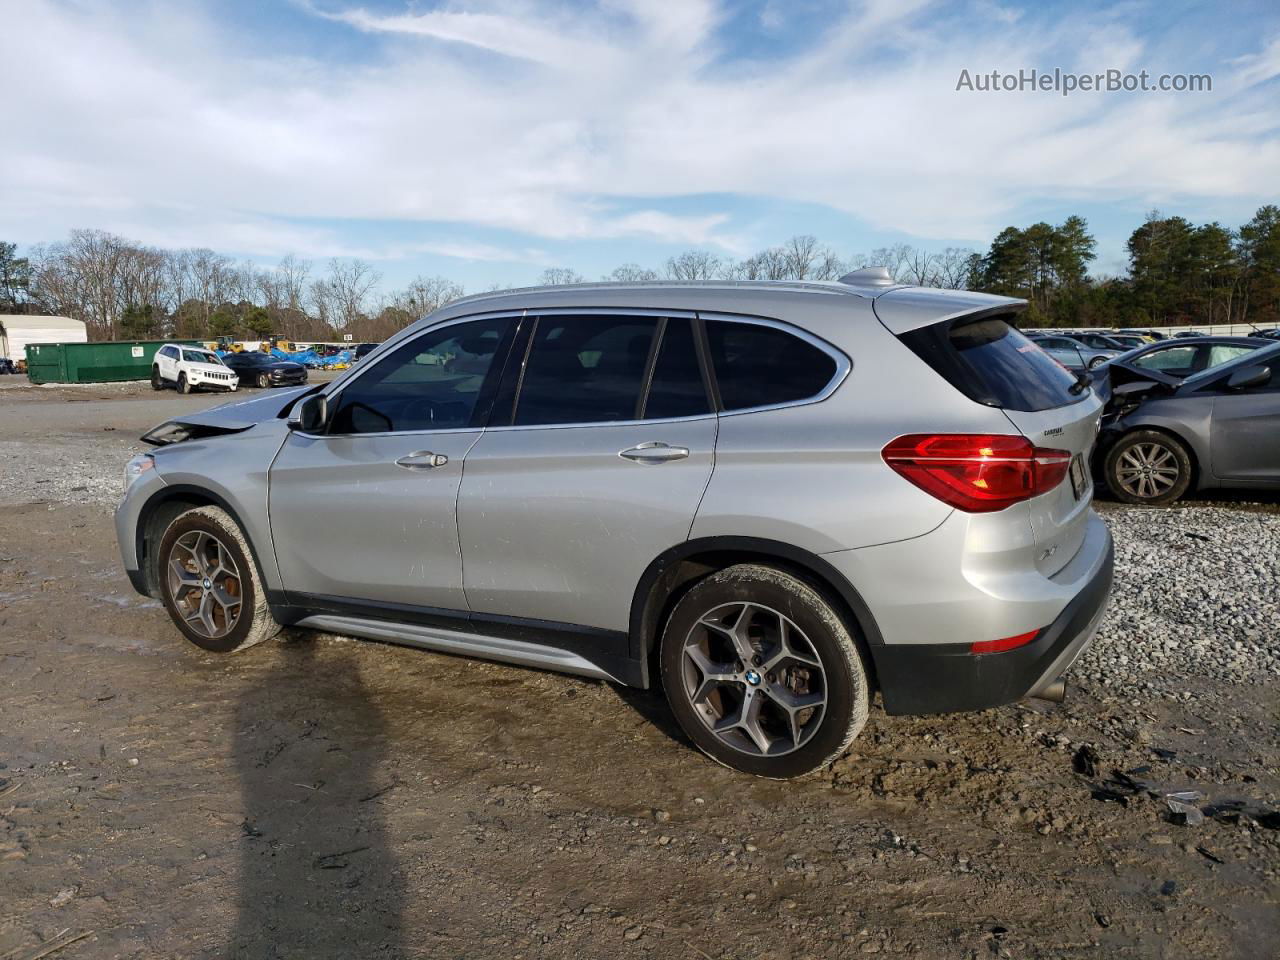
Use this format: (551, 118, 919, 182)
(837, 266, 895, 287)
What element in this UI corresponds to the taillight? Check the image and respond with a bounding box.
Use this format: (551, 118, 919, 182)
(881, 434, 1072, 512)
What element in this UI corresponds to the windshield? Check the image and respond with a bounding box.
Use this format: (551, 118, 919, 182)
(232, 353, 270, 364)
(182, 349, 221, 364)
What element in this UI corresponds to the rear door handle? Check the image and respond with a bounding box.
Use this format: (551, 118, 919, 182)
(395, 450, 449, 470)
(619, 442, 690, 464)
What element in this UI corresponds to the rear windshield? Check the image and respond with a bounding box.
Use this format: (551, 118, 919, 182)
(898, 314, 1084, 412)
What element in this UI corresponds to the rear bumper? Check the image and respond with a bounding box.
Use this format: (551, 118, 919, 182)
(871, 526, 1113, 715)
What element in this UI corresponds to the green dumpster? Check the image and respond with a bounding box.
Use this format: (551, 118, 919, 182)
(25, 340, 206, 384)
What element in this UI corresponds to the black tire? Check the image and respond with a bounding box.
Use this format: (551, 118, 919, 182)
(1088, 355, 1108, 369)
(150, 366, 163, 390)
(257, 372, 270, 389)
(659, 564, 870, 778)
(1104, 429, 1193, 505)
(156, 506, 280, 653)
(177, 372, 191, 394)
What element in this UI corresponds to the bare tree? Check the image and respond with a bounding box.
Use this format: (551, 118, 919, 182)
(391, 275, 465, 318)
(665, 250, 724, 280)
(539, 267, 584, 286)
(934, 247, 977, 289)
(310, 258, 380, 331)
(606, 263, 659, 282)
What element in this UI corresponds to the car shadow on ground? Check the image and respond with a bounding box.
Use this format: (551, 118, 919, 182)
(230, 638, 405, 959)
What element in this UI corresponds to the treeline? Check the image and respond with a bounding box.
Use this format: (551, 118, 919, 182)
(1, 204, 1276, 342)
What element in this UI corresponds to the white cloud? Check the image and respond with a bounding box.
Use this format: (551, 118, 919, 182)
(1, 0, 1277, 262)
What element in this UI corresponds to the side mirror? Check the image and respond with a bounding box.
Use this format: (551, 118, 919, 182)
(288, 394, 328, 433)
(1226, 364, 1270, 391)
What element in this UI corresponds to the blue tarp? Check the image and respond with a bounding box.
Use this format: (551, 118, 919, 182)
(269, 347, 353, 368)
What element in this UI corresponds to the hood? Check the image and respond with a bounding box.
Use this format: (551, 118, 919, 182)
(189, 361, 234, 375)
(141, 384, 316, 445)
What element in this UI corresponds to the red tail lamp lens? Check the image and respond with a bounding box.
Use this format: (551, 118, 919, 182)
(970, 629, 1041, 655)
(881, 434, 1072, 512)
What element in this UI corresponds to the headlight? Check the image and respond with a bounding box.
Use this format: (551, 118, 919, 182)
(123, 453, 155, 493)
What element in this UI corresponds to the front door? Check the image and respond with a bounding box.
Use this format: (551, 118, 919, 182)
(268, 315, 516, 611)
(458, 314, 716, 634)
(1209, 357, 1280, 481)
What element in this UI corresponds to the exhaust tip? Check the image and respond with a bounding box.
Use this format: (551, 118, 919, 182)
(1030, 678, 1066, 704)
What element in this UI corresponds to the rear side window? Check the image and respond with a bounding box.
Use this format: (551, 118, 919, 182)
(514, 316, 657, 425)
(899, 315, 1083, 412)
(644, 318, 711, 419)
(706, 321, 838, 411)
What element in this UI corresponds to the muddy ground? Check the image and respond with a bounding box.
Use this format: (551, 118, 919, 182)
(1, 382, 1277, 959)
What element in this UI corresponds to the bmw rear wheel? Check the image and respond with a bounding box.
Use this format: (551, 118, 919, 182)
(660, 564, 869, 778)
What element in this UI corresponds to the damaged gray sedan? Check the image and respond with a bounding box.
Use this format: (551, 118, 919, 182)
(1098, 341, 1280, 504)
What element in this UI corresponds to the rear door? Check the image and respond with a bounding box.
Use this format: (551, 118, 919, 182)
(457, 312, 715, 634)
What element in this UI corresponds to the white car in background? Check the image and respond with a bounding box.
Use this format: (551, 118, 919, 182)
(151, 344, 239, 394)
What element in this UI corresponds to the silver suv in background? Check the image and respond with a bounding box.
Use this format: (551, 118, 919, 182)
(117, 272, 1113, 777)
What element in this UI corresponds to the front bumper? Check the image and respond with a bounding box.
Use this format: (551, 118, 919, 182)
(870, 527, 1113, 714)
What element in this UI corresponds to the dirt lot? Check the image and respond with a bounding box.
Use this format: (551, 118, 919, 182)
(1, 381, 1277, 960)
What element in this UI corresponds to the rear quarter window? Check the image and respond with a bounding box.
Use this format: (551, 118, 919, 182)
(707, 321, 839, 411)
(899, 315, 1084, 412)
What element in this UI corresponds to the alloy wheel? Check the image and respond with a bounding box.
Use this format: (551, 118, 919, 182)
(1114, 441, 1181, 500)
(166, 530, 243, 639)
(680, 602, 827, 757)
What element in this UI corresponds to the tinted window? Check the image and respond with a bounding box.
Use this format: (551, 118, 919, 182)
(513, 316, 657, 425)
(706, 321, 838, 411)
(899, 316, 1083, 412)
(1134, 345, 1198, 373)
(329, 317, 509, 434)
(1207, 345, 1257, 368)
(643, 318, 710, 419)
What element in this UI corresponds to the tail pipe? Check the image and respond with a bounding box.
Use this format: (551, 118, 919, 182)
(1029, 677, 1066, 704)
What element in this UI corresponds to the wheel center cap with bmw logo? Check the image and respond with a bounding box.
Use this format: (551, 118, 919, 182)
(744, 669, 762, 686)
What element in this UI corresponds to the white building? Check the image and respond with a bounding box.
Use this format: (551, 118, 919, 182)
(0, 315, 88, 361)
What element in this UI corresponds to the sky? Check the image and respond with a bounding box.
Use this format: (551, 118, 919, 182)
(3, 0, 1279, 291)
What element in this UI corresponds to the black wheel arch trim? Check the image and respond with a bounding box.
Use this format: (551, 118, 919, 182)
(132, 484, 275, 601)
(629, 535, 888, 688)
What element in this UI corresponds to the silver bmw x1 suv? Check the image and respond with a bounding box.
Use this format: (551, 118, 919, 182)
(117, 269, 1113, 777)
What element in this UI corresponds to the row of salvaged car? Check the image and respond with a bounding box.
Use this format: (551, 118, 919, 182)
(1081, 335, 1280, 505)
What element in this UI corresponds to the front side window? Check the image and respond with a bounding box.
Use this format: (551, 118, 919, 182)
(328, 317, 510, 434)
(706, 320, 838, 411)
(513, 316, 658, 425)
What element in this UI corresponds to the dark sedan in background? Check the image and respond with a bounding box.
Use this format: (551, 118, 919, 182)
(1097, 341, 1280, 504)
(219, 351, 308, 389)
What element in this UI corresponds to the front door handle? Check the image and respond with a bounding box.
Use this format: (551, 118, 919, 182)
(619, 442, 690, 464)
(395, 450, 449, 470)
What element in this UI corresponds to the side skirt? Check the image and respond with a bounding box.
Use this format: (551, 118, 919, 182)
(295, 614, 621, 682)
(270, 592, 643, 687)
